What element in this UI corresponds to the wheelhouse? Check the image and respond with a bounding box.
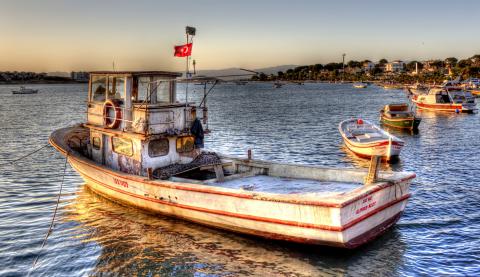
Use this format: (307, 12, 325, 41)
(85, 71, 202, 177)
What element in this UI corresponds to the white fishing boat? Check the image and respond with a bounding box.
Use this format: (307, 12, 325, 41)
(411, 87, 477, 113)
(12, 86, 38, 94)
(353, 83, 367, 89)
(339, 119, 404, 162)
(407, 83, 428, 96)
(49, 69, 415, 249)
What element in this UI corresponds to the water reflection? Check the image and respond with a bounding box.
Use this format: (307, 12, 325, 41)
(380, 125, 420, 136)
(63, 185, 407, 276)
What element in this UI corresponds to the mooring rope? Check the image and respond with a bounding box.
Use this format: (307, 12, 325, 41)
(28, 154, 69, 275)
(0, 143, 51, 166)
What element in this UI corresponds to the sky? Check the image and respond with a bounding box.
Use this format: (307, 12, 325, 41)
(1, 0, 480, 72)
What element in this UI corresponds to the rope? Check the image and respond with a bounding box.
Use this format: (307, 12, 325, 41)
(28, 154, 69, 274)
(0, 143, 50, 166)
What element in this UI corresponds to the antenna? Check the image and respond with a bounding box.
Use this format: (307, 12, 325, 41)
(112, 60, 116, 72)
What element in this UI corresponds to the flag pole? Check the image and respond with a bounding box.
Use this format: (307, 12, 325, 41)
(184, 26, 196, 131)
(185, 31, 190, 131)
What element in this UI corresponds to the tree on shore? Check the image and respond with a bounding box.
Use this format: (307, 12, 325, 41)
(406, 61, 423, 72)
(249, 53, 480, 82)
(444, 57, 458, 67)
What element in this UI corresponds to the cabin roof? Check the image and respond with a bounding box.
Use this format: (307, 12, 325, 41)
(89, 71, 182, 77)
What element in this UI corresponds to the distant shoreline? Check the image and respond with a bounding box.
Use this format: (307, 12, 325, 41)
(0, 80, 88, 85)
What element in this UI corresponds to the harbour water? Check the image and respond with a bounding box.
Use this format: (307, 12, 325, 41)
(0, 83, 479, 276)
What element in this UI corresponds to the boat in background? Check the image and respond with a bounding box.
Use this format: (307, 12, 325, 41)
(411, 88, 477, 113)
(234, 80, 248, 85)
(381, 83, 402, 90)
(380, 103, 421, 131)
(12, 86, 38, 94)
(407, 83, 428, 95)
(462, 78, 480, 97)
(353, 83, 367, 89)
(273, 82, 283, 88)
(339, 119, 404, 162)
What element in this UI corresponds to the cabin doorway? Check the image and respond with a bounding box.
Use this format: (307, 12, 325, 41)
(91, 133, 104, 164)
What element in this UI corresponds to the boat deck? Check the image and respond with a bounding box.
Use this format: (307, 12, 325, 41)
(206, 175, 361, 195)
(345, 125, 388, 143)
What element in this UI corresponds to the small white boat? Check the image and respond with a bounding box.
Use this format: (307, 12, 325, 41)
(353, 83, 367, 89)
(12, 86, 38, 94)
(339, 119, 404, 162)
(273, 82, 283, 88)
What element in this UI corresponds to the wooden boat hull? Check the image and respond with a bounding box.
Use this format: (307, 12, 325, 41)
(413, 101, 476, 113)
(412, 95, 477, 113)
(50, 126, 415, 248)
(354, 84, 367, 89)
(342, 137, 403, 161)
(339, 119, 404, 162)
(380, 115, 421, 130)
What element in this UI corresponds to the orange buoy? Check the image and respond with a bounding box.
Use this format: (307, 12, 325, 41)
(103, 99, 122, 129)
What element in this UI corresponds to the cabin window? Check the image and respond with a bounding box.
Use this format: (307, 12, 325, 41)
(156, 81, 170, 103)
(136, 77, 150, 103)
(176, 136, 195, 153)
(108, 76, 125, 100)
(148, 138, 169, 157)
(92, 137, 101, 150)
(112, 137, 133, 156)
(91, 76, 107, 102)
(137, 77, 171, 104)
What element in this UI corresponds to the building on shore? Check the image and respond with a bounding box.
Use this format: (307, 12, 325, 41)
(363, 62, 375, 72)
(385, 60, 405, 73)
(71, 71, 90, 82)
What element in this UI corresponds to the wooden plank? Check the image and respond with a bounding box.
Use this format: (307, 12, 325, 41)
(214, 165, 225, 182)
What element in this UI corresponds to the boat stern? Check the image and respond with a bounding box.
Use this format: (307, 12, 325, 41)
(337, 172, 414, 248)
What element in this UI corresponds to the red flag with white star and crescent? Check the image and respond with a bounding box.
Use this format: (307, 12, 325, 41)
(174, 43, 193, 57)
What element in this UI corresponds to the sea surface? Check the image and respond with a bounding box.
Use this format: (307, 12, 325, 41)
(0, 83, 479, 276)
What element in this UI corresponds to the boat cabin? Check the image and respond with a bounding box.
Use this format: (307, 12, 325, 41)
(418, 88, 476, 105)
(381, 103, 414, 118)
(85, 71, 203, 177)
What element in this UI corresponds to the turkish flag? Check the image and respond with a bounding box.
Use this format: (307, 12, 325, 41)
(174, 43, 193, 57)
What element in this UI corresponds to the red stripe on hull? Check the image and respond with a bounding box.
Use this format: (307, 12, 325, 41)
(343, 137, 403, 149)
(414, 102, 462, 111)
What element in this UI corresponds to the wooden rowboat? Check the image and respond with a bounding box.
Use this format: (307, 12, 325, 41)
(339, 119, 404, 162)
(50, 124, 414, 249)
(380, 103, 421, 131)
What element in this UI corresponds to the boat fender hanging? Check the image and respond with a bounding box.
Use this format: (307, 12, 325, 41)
(103, 99, 122, 129)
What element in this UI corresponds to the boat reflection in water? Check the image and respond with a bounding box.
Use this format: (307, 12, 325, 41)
(64, 185, 407, 276)
(340, 145, 405, 172)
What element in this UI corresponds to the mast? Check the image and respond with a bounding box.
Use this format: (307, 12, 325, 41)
(185, 26, 196, 130)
